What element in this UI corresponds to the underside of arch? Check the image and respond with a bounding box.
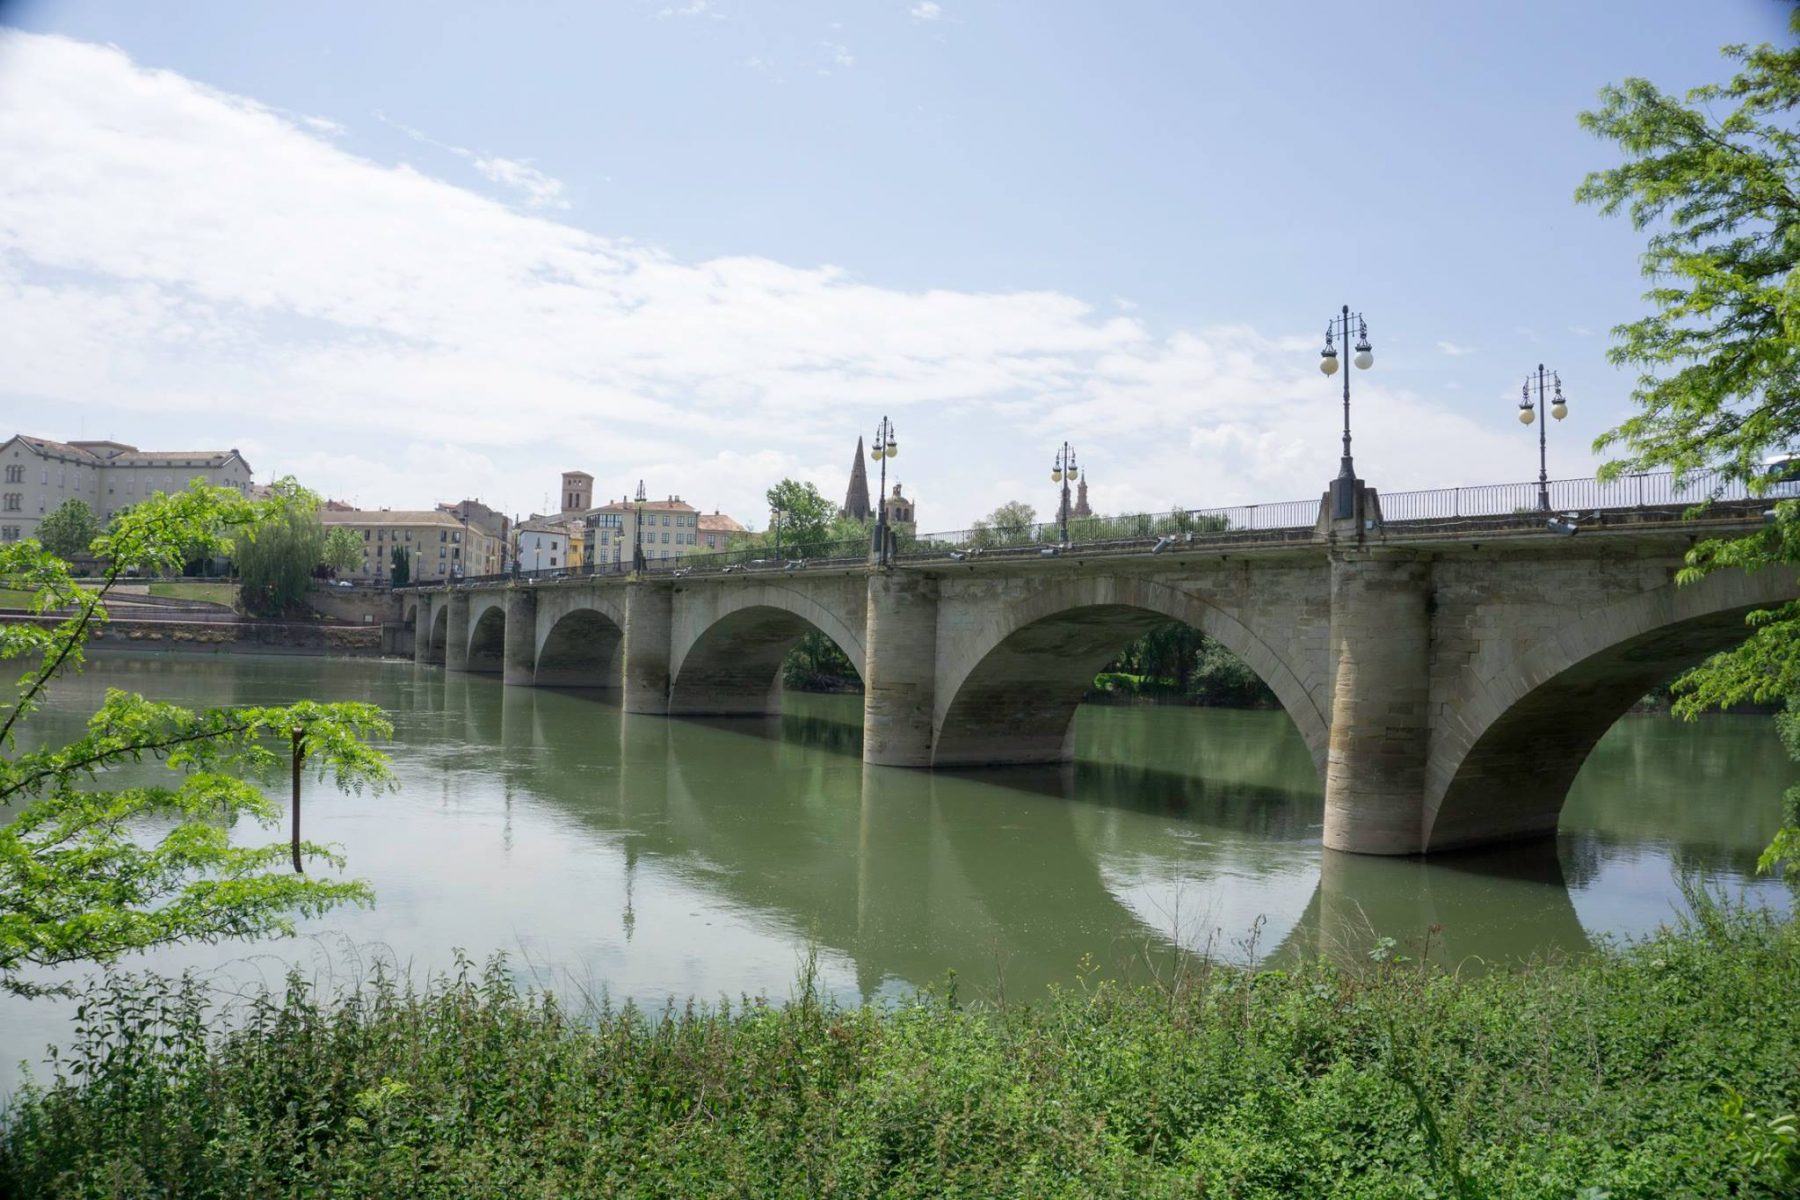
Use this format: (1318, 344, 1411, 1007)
(426, 605, 448, 665)
(1424, 603, 1767, 852)
(669, 605, 863, 716)
(536, 608, 623, 689)
(933, 601, 1322, 771)
(403, 601, 417, 630)
(466, 605, 506, 674)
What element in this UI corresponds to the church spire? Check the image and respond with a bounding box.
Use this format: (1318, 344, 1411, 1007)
(842, 436, 871, 521)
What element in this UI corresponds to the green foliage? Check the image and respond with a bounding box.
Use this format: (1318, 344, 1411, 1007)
(1580, 16, 1800, 883)
(1094, 622, 1276, 707)
(323, 526, 364, 576)
(3, 908, 1797, 1196)
(782, 629, 861, 692)
(389, 545, 410, 587)
(970, 499, 1036, 546)
(34, 499, 99, 560)
(232, 479, 328, 615)
(0, 483, 392, 997)
(761, 479, 840, 555)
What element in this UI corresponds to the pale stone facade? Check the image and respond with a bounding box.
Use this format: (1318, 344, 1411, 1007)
(0, 435, 253, 543)
(320, 508, 498, 583)
(582, 494, 703, 565)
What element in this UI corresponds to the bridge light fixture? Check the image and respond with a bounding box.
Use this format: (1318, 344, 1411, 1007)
(872, 416, 897, 567)
(1319, 305, 1371, 490)
(1052, 442, 1079, 543)
(1520, 365, 1568, 511)
(1546, 515, 1579, 536)
(1150, 535, 1175, 554)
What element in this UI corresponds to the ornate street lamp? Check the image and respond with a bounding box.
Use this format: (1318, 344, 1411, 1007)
(1050, 442, 1078, 545)
(771, 505, 784, 561)
(870, 416, 897, 565)
(1517, 364, 1568, 512)
(1318, 304, 1374, 517)
(632, 479, 647, 572)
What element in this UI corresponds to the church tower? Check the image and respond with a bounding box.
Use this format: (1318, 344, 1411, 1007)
(841, 436, 871, 521)
(1073, 475, 1092, 518)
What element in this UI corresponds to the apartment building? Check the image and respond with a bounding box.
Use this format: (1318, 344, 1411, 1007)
(582, 493, 703, 566)
(517, 516, 584, 572)
(319, 508, 499, 583)
(0, 434, 254, 543)
(698, 511, 748, 552)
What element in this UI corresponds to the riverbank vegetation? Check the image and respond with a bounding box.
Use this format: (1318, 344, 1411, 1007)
(3, 903, 1796, 1197)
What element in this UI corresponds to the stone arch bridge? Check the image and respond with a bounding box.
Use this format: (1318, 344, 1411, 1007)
(403, 502, 1792, 857)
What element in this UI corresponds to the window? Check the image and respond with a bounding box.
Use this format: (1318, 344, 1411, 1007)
(3, 465, 20, 483)
(2, 494, 18, 512)
(452, 548, 460, 560)
(363, 529, 371, 540)
(660, 531, 668, 543)
(550, 556, 557, 567)
(451, 531, 461, 544)
(1, 526, 17, 542)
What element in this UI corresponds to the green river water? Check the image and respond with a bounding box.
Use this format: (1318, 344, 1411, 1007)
(2, 652, 1792, 1093)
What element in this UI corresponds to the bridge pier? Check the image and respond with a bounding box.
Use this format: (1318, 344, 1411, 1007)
(1322, 553, 1432, 855)
(444, 592, 471, 674)
(413, 595, 433, 666)
(862, 573, 938, 766)
(623, 582, 674, 714)
(503, 588, 537, 686)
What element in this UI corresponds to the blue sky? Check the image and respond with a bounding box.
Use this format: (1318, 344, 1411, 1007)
(0, 0, 1787, 527)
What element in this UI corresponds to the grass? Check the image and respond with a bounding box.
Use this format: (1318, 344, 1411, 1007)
(2, 905, 1797, 1197)
(145, 580, 239, 607)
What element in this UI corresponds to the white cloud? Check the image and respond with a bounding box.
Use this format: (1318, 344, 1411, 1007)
(910, 2, 944, 21)
(0, 30, 1557, 531)
(1568, 324, 1593, 337)
(657, 1, 720, 18)
(822, 42, 855, 68)
(377, 112, 569, 209)
(1436, 340, 1475, 357)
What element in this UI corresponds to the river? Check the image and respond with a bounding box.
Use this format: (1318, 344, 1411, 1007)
(2, 652, 1793, 1093)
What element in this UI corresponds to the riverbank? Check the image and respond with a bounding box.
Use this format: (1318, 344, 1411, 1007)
(4, 904, 1796, 1197)
(2, 611, 390, 656)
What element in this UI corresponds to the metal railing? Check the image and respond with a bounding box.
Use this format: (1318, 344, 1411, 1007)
(395, 468, 1782, 590)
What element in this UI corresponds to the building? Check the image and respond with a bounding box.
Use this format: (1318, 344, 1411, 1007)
(560, 471, 593, 514)
(319, 508, 500, 584)
(438, 499, 512, 575)
(517, 516, 579, 573)
(840, 437, 871, 521)
(0, 435, 253, 543)
(698, 511, 748, 552)
(583, 489, 703, 566)
(1072, 476, 1093, 518)
(881, 482, 917, 537)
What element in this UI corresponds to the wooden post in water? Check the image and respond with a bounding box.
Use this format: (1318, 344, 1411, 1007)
(290, 727, 305, 873)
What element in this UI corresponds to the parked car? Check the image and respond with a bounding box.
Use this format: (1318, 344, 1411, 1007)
(1764, 453, 1800, 498)
(332, 579, 354, 588)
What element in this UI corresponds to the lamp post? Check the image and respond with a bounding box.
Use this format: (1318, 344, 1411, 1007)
(771, 505, 784, 560)
(1318, 304, 1374, 516)
(1050, 442, 1078, 545)
(870, 416, 897, 565)
(632, 479, 647, 572)
(1517, 364, 1568, 512)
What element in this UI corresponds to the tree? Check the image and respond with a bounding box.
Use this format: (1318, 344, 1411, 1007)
(35, 499, 99, 560)
(0, 483, 391, 995)
(970, 501, 1038, 547)
(233, 479, 328, 615)
(390, 545, 410, 587)
(323, 526, 364, 578)
(1579, 14, 1800, 881)
(762, 479, 838, 555)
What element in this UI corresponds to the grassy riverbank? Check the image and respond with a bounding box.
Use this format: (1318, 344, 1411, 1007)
(3, 905, 1797, 1198)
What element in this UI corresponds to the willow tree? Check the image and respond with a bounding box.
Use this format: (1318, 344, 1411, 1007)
(1578, 12, 1800, 878)
(0, 483, 391, 996)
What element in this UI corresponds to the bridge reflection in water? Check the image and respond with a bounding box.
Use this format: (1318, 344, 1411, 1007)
(442, 668, 1787, 995)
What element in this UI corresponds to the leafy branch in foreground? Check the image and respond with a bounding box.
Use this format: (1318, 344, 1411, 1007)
(1579, 14, 1800, 883)
(0, 480, 392, 995)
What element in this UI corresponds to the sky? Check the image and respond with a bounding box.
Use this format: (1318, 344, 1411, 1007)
(0, 0, 1788, 531)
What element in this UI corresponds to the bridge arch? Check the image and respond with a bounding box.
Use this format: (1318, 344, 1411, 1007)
(535, 606, 625, 688)
(465, 595, 506, 674)
(932, 575, 1329, 771)
(1424, 566, 1800, 851)
(669, 584, 866, 716)
(402, 599, 418, 629)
